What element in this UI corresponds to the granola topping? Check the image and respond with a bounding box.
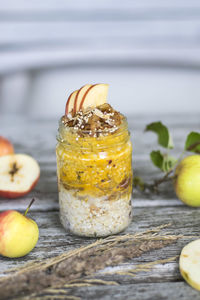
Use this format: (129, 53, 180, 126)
(61, 104, 124, 137)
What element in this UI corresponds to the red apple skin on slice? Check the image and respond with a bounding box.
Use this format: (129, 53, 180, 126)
(0, 154, 40, 199)
(73, 84, 92, 113)
(80, 84, 109, 111)
(0, 177, 39, 199)
(65, 90, 78, 115)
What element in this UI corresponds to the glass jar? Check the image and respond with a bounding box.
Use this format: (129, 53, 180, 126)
(56, 118, 132, 237)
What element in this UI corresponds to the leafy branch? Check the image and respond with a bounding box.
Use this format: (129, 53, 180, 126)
(133, 122, 200, 193)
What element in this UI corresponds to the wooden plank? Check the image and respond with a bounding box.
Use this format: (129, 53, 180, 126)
(0, 206, 199, 274)
(1, 1, 200, 78)
(2, 49, 200, 76)
(1, 0, 200, 17)
(1, 21, 200, 46)
(40, 282, 200, 300)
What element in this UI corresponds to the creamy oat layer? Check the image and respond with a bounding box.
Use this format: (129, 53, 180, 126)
(59, 184, 132, 237)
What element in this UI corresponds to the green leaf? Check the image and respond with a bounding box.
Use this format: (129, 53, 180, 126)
(150, 150, 164, 170)
(185, 132, 200, 154)
(145, 121, 174, 149)
(150, 151, 177, 172)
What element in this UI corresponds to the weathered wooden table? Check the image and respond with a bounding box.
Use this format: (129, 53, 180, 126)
(0, 114, 200, 300)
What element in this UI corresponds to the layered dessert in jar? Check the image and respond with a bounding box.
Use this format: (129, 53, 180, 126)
(56, 84, 133, 237)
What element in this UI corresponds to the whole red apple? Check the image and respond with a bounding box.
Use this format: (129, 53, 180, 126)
(0, 136, 14, 157)
(0, 199, 39, 258)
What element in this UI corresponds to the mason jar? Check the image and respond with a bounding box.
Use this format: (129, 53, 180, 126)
(56, 117, 132, 237)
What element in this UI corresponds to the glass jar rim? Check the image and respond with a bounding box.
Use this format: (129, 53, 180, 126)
(56, 116, 130, 151)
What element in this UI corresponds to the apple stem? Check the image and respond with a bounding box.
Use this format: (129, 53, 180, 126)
(134, 170, 176, 193)
(152, 170, 173, 187)
(24, 198, 35, 216)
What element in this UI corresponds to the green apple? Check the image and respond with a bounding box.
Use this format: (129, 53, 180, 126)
(0, 199, 39, 258)
(179, 239, 200, 290)
(174, 155, 200, 206)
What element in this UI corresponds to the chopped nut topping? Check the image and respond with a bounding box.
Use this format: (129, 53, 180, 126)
(61, 104, 124, 137)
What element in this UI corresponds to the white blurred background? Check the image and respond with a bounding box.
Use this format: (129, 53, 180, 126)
(0, 0, 200, 118)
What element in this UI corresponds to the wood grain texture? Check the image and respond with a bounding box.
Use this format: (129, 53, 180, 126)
(37, 282, 200, 300)
(0, 115, 200, 299)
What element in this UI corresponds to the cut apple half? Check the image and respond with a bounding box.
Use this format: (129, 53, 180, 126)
(0, 154, 40, 199)
(65, 90, 78, 115)
(179, 239, 200, 291)
(80, 84, 109, 111)
(74, 84, 92, 113)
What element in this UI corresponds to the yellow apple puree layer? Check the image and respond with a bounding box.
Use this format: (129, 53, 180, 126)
(56, 119, 132, 201)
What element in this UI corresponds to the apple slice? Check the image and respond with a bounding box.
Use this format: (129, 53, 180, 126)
(0, 154, 40, 199)
(80, 84, 109, 111)
(65, 90, 78, 115)
(179, 239, 200, 291)
(73, 84, 92, 113)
